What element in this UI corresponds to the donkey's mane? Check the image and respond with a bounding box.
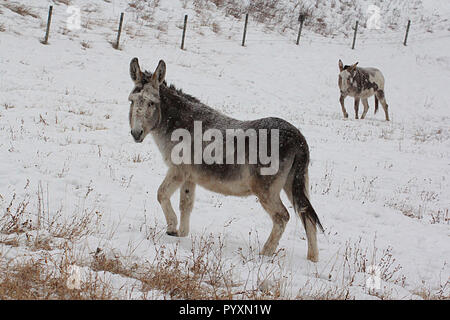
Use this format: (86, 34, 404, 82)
(163, 83, 201, 104)
(143, 70, 201, 104)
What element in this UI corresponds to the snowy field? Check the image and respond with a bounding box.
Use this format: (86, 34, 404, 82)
(0, 0, 449, 299)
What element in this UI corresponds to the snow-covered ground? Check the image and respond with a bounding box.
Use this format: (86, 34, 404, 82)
(0, 0, 449, 299)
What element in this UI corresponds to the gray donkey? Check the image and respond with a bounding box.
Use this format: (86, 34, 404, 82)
(338, 59, 390, 121)
(128, 58, 324, 262)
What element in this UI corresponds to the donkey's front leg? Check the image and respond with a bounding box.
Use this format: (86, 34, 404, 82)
(178, 181, 196, 237)
(354, 97, 360, 119)
(157, 168, 184, 236)
(376, 90, 390, 121)
(339, 95, 348, 118)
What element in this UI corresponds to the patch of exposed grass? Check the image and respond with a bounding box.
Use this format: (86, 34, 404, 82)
(3, 3, 39, 19)
(54, 0, 72, 5)
(0, 255, 117, 299)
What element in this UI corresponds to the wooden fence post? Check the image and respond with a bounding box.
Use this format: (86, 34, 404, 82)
(351, 20, 358, 50)
(42, 5, 53, 44)
(181, 14, 188, 50)
(242, 13, 249, 47)
(114, 12, 124, 49)
(403, 20, 411, 46)
(296, 14, 305, 45)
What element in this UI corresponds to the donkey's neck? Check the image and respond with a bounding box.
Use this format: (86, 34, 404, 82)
(148, 83, 237, 165)
(148, 84, 193, 165)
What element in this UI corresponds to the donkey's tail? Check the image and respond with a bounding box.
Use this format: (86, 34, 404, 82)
(291, 155, 324, 233)
(374, 95, 379, 114)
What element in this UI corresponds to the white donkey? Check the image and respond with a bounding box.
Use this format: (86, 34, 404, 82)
(338, 59, 390, 121)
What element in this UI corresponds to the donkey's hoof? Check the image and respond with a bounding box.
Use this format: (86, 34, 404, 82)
(343, 113, 348, 119)
(166, 230, 179, 237)
(177, 230, 189, 237)
(307, 254, 319, 263)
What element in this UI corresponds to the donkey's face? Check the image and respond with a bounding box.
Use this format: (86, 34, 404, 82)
(128, 58, 166, 143)
(338, 59, 358, 94)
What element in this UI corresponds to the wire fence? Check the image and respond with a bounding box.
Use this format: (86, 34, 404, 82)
(2, 3, 449, 50)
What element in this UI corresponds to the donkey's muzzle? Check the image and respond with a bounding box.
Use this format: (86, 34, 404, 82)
(131, 129, 144, 142)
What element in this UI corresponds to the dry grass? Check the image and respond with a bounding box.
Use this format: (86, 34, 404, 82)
(1, 182, 100, 243)
(296, 282, 350, 300)
(83, 231, 292, 300)
(0, 181, 439, 300)
(3, 3, 39, 19)
(212, 21, 221, 34)
(385, 184, 446, 223)
(307, 236, 407, 300)
(90, 234, 237, 299)
(53, 0, 72, 5)
(413, 282, 449, 300)
(0, 254, 117, 299)
(156, 21, 168, 33)
(0, 228, 411, 300)
(342, 237, 405, 287)
(132, 154, 143, 163)
(430, 209, 449, 225)
(0, 185, 409, 300)
(0, 184, 290, 299)
(0, 193, 32, 235)
(81, 40, 91, 49)
(0, 183, 116, 299)
(80, 122, 107, 131)
(67, 107, 93, 116)
(128, 0, 160, 23)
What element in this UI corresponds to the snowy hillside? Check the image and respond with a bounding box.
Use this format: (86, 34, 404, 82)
(0, 0, 449, 299)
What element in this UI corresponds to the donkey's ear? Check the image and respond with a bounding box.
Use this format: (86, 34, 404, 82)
(151, 60, 166, 86)
(338, 59, 344, 71)
(349, 62, 359, 72)
(130, 57, 143, 84)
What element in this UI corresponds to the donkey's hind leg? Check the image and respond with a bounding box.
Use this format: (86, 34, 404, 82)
(157, 168, 184, 236)
(374, 95, 379, 114)
(178, 181, 196, 237)
(256, 192, 290, 256)
(376, 90, 390, 121)
(361, 98, 370, 119)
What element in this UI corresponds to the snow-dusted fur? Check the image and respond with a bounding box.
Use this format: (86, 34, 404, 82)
(128, 58, 324, 261)
(338, 59, 390, 121)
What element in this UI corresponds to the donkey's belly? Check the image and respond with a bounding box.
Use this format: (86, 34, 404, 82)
(191, 168, 253, 197)
(348, 88, 375, 99)
(359, 88, 376, 99)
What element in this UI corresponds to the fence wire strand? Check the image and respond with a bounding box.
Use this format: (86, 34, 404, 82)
(1, 2, 449, 50)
